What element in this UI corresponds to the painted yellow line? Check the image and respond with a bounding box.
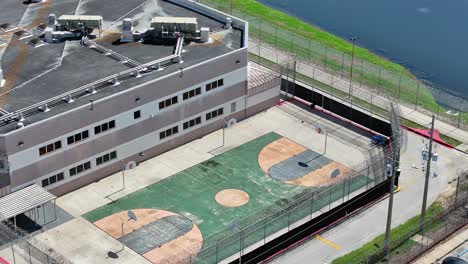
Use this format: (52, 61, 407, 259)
(315, 235, 342, 250)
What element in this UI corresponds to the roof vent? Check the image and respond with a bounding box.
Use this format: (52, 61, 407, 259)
(48, 14, 56, 26)
(16, 122, 24, 129)
(39, 103, 50, 112)
(63, 95, 74, 103)
(15, 113, 25, 122)
(225, 17, 232, 29)
(200, 27, 209, 42)
(121, 18, 134, 43)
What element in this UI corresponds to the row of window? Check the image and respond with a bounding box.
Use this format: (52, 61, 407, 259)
(183, 87, 201, 101)
(69, 161, 91, 177)
(41, 172, 64, 187)
(159, 96, 178, 110)
(95, 120, 116, 135)
(206, 79, 224, 92)
(96, 151, 117, 166)
(159, 125, 179, 140)
(42, 150, 119, 187)
(39, 141, 62, 156)
(37, 78, 229, 157)
(183, 116, 202, 130)
(206, 107, 224, 121)
(67, 130, 89, 145)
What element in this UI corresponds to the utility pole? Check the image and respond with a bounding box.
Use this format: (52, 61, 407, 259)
(384, 132, 397, 261)
(421, 115, 435, 229)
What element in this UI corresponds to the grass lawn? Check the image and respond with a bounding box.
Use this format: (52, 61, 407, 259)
(202, 0, 468, 126)
(208, 0, 409, 75)
(331, 202, 444, 264)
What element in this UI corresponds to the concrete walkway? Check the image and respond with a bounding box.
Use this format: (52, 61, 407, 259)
(248, 39, 468, 148)
(413, 228, 468, 264)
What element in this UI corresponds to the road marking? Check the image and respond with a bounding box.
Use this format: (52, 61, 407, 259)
(316, 235, 341, 250)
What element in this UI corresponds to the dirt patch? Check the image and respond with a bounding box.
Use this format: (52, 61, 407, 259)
(258, 137, 307, 174)
(215, 189, 250, 207)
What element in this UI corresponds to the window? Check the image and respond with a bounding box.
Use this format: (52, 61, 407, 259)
(41, 172, 64, 187)
(94, 120, 115, 135)
(183, 87, 201, 100)
(206, 107, 224, 121)
(159, 125, 179, 140)
(134, 110, 141, 120)
(231, 102, 237, 113)
(39, 140, 62, 156)
(159, 96, 178, 110)
(67, 130, 89, 145)
(96, 151, 118, 166)
(183, 116, 202, 130)
(206, 78, 224, 92)
(69, 161, 91, 177)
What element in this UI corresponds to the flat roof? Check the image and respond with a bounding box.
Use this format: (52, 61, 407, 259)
(0, 0, 244, 133)
(0, 184, 56, 221)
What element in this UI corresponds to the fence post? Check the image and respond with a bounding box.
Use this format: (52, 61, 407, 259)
(310, 194, 315, 220)
(436, 89, 442, 118)
(308, 39, 311, 64)
(10, 241, 16, 264)
(377, 68, 382, 92)
(457, 99, 463, 128)
(415, 82, 420, 110)
(264, 218, 267, 244)
(324, 47, 328, 71)
(329, 186, 333, 210)
(275, 25, 278, 51)
(288, 208, 291, 231)
(341, 52, 345, 78)
(360, 59, 363, 88)
(398, 75, 402, 101)
(215, 243, 219, 263)
(342, 177, 346, 203)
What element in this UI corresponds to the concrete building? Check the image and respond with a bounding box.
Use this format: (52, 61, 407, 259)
(0, 0, 280, 197)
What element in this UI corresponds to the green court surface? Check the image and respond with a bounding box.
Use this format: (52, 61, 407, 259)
(84, 132, 371, 262)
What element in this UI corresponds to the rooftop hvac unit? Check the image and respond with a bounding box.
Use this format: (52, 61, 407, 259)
(200, 27, 209, 42)
(57, 15, 103, 30)
(150, 17, 197, 37)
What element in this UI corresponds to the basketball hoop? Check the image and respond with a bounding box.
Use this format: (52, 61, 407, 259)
(125, 161, 137, 170)
(316, 127, 322, 134)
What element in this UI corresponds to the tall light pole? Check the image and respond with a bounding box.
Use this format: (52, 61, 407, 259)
(348, 36, 358, 98)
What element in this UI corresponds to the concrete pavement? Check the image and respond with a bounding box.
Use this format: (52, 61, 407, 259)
(270, 131, 468, 264)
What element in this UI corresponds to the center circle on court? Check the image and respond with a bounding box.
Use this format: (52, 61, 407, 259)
(215, 189, 250, 207)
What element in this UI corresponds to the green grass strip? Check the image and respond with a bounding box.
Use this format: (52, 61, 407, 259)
(332, 202, 444, 264)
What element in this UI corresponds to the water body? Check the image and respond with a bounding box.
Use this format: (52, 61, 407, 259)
(257, 0, 468, 97)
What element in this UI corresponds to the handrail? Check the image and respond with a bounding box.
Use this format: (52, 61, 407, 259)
(82, 38, 141, 68)
(0, 37, 184, 125)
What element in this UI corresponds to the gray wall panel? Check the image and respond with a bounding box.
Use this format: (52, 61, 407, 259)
(49, 111, 247, 196)
(10, 85, 247, 186)
(3, 49, 247, 155)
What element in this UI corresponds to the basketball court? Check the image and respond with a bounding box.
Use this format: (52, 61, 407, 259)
(84, 131, 371, 263)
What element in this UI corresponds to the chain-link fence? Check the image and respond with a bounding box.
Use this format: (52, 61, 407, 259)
(172, 102, 402, 263)
(0, 216, 71, 264)
(354, 170, 468, 264)
(197, 0, 468, 130)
